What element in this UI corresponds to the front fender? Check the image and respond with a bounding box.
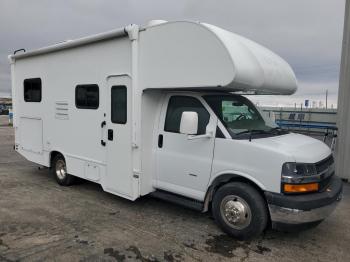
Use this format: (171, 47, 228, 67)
(209, 170, 267, 191)
(202, 171, 266, 212)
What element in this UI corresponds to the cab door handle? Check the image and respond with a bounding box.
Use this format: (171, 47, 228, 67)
(158, 134, 163, 148)
(108, 129, 114, 141)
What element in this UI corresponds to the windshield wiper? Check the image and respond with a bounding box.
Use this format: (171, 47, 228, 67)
(235, 129, 270, 142)
(268, 127, 285, 134)
(235, 129, 269, 135)
(270, 127, 282, 131)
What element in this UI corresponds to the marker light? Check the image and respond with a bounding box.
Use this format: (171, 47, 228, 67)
(283, 183, 319, 193)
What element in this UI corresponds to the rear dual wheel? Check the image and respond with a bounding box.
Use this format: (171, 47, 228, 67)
(212, 182, 268, 240)
(51, 154, 75, 186)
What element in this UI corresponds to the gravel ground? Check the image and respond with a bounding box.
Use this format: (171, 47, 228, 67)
(0, 115, 349, 261)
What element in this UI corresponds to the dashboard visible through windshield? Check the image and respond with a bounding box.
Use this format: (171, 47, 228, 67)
(203, 94, 287, 139)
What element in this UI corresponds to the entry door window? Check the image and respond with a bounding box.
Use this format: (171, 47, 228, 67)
(111, 86, 127, 124)
(164, 96, 210, 135)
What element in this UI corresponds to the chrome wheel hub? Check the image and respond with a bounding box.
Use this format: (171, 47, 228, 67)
(220, 195, 252, 229)
(56, 159, 67, 180)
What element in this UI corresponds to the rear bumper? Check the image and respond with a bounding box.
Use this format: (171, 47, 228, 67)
(265, 176, 343, 228)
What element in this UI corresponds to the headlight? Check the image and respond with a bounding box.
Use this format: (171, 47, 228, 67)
(282, 162, 317, 178)
(281, 162, 319, 193)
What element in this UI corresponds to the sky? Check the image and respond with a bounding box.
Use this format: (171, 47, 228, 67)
(0, 0, 346, 107)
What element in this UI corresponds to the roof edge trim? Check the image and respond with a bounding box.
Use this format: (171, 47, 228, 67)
(10, 27, 128, 60)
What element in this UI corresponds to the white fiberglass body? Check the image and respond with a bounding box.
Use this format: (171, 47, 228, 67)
(8, 20, 301, 200)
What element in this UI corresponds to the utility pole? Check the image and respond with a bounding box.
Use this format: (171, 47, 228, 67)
(336, 0, 350, 181)
(326, 89, 328, 109)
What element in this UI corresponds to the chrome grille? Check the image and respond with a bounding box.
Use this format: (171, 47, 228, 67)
(316, 155, 335, 191)
(316, 155, 334, 174)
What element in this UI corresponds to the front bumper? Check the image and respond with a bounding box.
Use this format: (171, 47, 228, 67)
(265, 176, 343, 229)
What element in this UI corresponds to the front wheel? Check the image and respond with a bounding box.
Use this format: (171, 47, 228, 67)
(51, 154, 75, 186)
(212, 182, 268, 240)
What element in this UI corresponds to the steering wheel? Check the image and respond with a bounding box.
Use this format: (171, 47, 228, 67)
(236, 114, 247, 121)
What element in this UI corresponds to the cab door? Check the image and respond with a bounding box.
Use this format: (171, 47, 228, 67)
(156, 94, 217, 201)
(104, 75, 137, 199)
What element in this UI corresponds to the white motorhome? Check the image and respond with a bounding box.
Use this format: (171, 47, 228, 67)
(9, 20, 342, 239)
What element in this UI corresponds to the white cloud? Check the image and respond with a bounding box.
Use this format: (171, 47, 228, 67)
(249, 80, 339, 108)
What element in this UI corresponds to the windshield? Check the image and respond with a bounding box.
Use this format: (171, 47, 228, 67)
(203, 95, 279, 137)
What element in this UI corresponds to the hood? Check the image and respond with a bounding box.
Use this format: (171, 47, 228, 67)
(252, 133, 331, 163)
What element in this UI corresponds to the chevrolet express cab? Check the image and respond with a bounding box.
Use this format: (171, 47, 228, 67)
(9, 20, 342, 239)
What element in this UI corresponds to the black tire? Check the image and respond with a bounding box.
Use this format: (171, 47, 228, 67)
(51, 154, 75, 186)
(212, 182, 268, 240)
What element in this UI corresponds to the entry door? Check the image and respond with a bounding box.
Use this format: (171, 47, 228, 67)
(156, 95, 217, 200)
(105, 75, 134, 198)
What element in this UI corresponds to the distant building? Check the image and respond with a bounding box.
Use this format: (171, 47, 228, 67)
(0, 98, 12, 115)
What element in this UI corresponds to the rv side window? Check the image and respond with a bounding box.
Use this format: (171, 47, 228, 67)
(164, 96, 209, 135)
(111, 86, 127, 124)
(75, 84, 99, 109)
(24, 78, 42, 102)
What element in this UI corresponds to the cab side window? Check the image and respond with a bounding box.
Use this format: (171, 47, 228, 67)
(164, 96, 210, 135)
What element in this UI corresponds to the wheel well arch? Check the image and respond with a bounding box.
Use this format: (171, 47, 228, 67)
(203, 173, 267, 212)
(49, 151, 64, 167)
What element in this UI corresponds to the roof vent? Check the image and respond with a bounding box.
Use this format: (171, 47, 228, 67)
(146, 20, 168, 27)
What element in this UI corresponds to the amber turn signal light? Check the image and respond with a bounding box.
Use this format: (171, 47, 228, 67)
(284, 183, 319, 193)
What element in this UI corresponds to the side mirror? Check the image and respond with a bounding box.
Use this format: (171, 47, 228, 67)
(180, 111, 198, 135)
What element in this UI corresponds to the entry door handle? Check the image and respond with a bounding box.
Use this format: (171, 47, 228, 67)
(101, 121, 106, 146)
(108, 129, 114, 141)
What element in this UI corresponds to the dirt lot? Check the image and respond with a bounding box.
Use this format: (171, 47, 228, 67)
(0, 115, 349, 261)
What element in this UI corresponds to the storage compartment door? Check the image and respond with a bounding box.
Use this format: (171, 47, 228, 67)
(20, 117, 43, 154)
